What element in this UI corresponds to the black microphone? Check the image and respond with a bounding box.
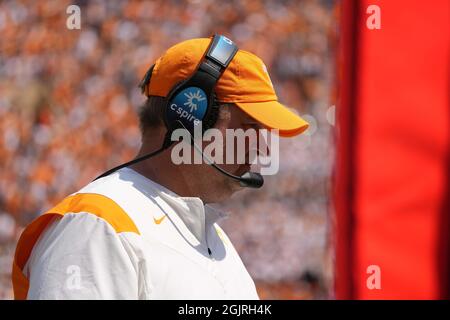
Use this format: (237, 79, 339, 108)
(239, 171, 264, 188)
(178, 121, 264, 189)
(208, 162, 264, 188)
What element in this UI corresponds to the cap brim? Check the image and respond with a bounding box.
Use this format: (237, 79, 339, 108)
(234, 101, 309, 137)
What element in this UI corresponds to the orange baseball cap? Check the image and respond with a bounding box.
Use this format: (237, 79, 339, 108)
(142, 37, 309, 137)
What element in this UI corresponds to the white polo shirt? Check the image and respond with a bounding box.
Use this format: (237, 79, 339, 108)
(16, 167, 259, 300)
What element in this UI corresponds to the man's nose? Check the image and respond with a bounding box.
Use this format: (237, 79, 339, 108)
(246, 131, 271, 163)
(256, 130, 271, 157)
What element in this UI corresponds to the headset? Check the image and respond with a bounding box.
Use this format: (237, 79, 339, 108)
(93, 34, 263, 188)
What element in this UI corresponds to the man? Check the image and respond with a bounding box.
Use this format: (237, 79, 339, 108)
(12, 36, 309, 299)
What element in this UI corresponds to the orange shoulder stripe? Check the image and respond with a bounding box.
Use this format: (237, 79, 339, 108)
(12, 192, 139, 299)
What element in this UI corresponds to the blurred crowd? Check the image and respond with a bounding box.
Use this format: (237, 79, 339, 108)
(0, 0, 336, 299)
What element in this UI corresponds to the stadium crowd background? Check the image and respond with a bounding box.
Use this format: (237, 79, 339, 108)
(0, 0, 336, 299)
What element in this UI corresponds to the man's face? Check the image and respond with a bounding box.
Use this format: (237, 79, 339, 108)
(185, 104, 265, 203)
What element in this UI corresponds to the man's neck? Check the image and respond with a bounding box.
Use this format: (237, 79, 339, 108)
(129, 146, 199, 199)
(130, 130, 223, 203)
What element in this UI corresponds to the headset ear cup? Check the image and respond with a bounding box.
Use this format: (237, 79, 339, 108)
(202, 92, 220, 133)
(164, 79, 190, 132)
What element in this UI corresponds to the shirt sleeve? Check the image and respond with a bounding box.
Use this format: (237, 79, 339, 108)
(24, 212, 139, 299)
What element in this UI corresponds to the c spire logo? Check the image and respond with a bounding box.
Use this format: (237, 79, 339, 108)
(168, 87, 208, 130)
(184, 90, 206, 113)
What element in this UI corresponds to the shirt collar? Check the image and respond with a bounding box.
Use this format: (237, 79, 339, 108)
(123, 167, 229, 244)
